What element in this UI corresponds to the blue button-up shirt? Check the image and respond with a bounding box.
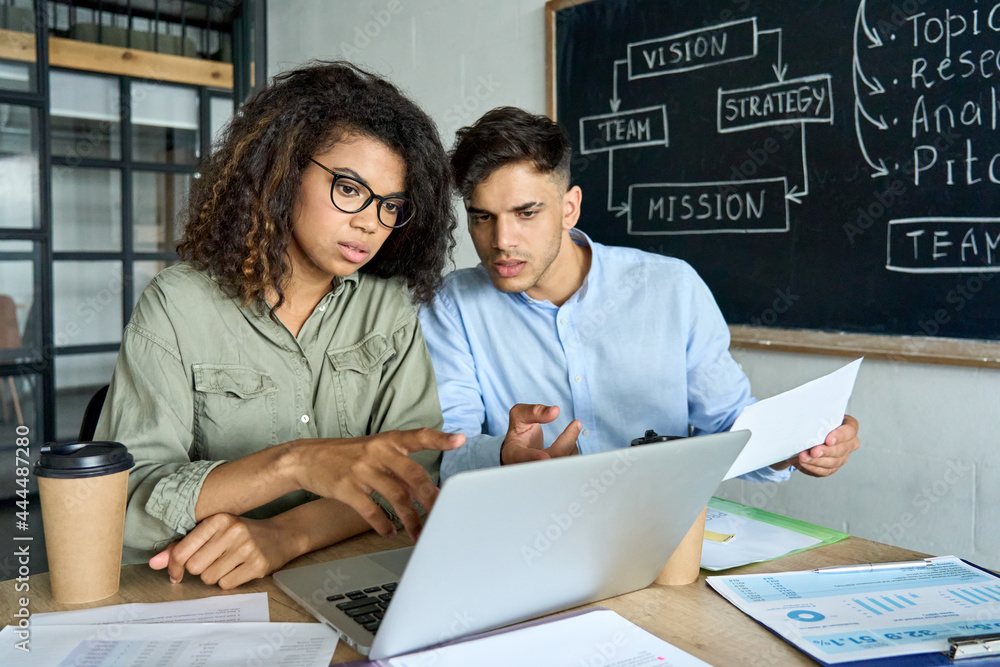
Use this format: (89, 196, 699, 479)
(420, 231, 788, 484)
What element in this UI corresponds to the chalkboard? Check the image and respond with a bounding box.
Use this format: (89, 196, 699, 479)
(548, 0, 1000, 358)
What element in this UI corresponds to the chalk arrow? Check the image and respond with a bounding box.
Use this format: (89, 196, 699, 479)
(854, 103, 890, 178)
(611, 202, 629, 218)
(859, 0, 883, 48)
(868, 158, 889, 178)
(854, 53, 885, 96)
(758, 28, 786, 82)
(864, 75, 885, 95)
(857, 99, 888, 130)
(785, 186, 805, 205)
(785, 122, 810, 204)
(610, 59, 627, 112)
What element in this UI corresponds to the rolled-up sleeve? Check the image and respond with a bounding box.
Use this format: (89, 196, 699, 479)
(94, 298, 224, 558)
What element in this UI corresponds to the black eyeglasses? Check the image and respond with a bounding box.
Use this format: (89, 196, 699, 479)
(310, 158, 414, 229)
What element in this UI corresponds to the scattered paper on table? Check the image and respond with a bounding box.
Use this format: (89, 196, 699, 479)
(0, 622, 338, 667)
(725, 358, 862, 480)
(385, 608, 710, 667)
(32, 592, 270, 626)
(707, 555, 1000, 664)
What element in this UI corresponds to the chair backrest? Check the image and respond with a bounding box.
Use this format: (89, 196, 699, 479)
(0, 295, 21, 350)
(79, 384, 110, 441)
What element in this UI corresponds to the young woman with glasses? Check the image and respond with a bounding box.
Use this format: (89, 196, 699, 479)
(95, 61, 464, 589)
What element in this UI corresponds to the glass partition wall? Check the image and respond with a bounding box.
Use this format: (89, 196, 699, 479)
(0, 0, 255, 582)
(0, 1, 234, 452)
(47, 72, 230, 440)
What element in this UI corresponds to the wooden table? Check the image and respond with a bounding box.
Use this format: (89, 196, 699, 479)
(0, 533, 930, 665)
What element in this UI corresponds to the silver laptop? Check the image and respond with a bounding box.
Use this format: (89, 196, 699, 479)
(274, 429, 750, 659)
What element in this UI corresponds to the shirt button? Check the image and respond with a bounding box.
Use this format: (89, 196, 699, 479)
(300, 414, 310, 424)
(560, 318, 568, 325)
(582, 429, 591, 436)
(574, 375, 582, 383)
(299, 357, 308, 365)
(318, 305, 326, 312)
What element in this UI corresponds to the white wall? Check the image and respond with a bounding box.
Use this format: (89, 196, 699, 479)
(267, 0, 1000, 570)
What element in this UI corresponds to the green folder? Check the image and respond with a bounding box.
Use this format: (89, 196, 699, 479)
(703, 497, 849, 570)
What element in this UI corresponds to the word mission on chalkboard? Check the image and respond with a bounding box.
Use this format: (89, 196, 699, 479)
(553, 0, 1000, 341)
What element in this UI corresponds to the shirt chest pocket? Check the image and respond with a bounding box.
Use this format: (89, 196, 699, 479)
(192, 364, 279, 457)
(327, 333, 395, 438)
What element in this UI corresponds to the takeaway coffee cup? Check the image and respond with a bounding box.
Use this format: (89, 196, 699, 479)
(34, 442, 134, 604)
(655, 506, 707, 586)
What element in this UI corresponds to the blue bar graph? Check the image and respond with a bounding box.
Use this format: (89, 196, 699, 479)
(854, 598, 882, 615)
(981, 587, 1000, 601)
(950, 589, 982, 605)
(869, 597, 894, 612)
(897, 595, 917, 606)
(964, 589, 992, 602)
(883, 596, 906, 609)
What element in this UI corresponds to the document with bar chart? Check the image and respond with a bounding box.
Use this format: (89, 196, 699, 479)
(707, 556, 1000, 664)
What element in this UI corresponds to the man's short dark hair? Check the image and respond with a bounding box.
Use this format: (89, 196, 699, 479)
(450, 107, 572, 200)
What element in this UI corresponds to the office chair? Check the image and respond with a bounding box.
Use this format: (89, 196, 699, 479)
(79, 384, 110, 441)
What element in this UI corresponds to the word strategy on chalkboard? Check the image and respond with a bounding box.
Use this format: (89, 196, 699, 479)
(578, 16, 832, 236)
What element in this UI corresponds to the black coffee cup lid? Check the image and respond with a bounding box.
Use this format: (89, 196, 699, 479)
(34, 442, 135, 479)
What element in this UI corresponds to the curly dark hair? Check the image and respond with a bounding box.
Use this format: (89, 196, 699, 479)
(450, 106, 572, 200)
(178, 61, 456, 306)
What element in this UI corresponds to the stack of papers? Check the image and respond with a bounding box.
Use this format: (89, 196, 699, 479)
(0, 593, 339, 666)
(708, 555, 1000, 665)
(702, 497, 849, 571)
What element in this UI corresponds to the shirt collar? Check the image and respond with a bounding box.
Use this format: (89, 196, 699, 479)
(240, 272, 361, 322)
(515, 229, 597, 308)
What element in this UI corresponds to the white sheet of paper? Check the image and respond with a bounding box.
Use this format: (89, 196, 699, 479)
(31, 592, 270, 626)
(386, 608, 710, 667)
(0, 622, 338, 667)
(724, 358, 862, 480)
(700, 507, 822, 571)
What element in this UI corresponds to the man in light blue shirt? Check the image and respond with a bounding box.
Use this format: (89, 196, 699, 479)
(420, 107, 860, 484)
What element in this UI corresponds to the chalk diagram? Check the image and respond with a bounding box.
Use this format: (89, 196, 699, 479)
(853, 0, 1000, 274)
(578, 17, 833, 236)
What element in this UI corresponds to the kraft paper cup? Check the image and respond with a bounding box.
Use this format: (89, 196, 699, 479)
(655, 506, 707, 586)
(35, 442, 134, 604)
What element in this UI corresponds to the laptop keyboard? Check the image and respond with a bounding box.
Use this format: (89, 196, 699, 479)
(326, 582, 398, 633)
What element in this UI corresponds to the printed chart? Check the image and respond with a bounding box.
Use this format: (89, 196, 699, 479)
(708, 556, 1000, 663)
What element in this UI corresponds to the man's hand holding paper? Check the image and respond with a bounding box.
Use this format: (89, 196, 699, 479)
(725, 358, 863, 480)
(770, 414, 860, 477)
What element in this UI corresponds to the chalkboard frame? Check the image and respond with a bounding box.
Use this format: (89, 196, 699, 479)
(544, 0, 1000, 369)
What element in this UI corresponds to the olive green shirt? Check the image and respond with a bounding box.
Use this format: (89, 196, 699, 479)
(94, 263, 443, 564)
